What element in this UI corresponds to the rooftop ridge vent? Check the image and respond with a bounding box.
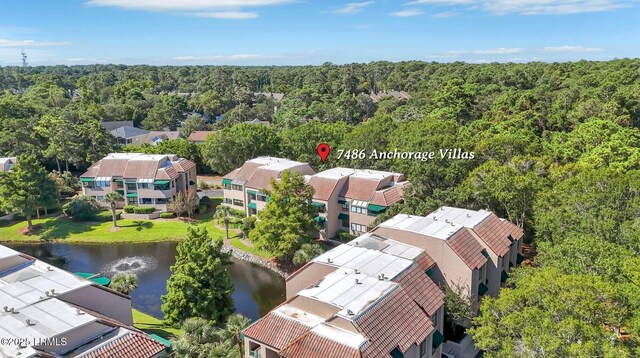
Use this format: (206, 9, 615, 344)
(347, 309, 355, 315)
(327, 258, 333, 263)
(26, 319, 36, 326)
(3, 306, 9, 312)
(355, 279, 362, 284)
(467, 213, 472, 218)
(76, 308, 85, 315)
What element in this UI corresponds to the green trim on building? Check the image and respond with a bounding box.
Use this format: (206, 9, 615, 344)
(367, 204, 386, 213)
(338, 213, 349, 220)
(247, 190, 257, 195)
(113, 178, 124, 183)
(390, 347, 404, 358)
(432, 330, 445, 348)
(79, 178, 94, 183)
(338, 199, 347, 204)
(481, 250, 490, 259)
(149, 334, 172, 352)
(426, 268, 434, 277)
(126, 193, 138, 198)
(153, 180, 171, 185)
(478, 282, 489, 296)
(248, 202, 257, 209)
(124, 179, 137, 184)
(312, 202, 326, 209)
(74, 272, 111, 287)
(222, 178, 232, 185)
(314, 216, 326, 223)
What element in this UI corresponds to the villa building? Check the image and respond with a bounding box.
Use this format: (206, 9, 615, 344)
(222, 157, 316, 216)
(308, 167, 407, 238)
(243, 207, 524, 358)
(243, 234, 445, 358)
(0, 244, 167, 358)
(0, 157, 16, 172)
(222, 158, 408, 239)
(80, 153, 196, 211)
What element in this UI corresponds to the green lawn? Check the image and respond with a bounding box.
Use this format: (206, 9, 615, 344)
(0, 208, 227, 244)
(229, 237, 274, 259)
(132, 309, 182, 339)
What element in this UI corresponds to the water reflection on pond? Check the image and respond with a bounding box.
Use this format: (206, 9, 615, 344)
(5, 242, 285, 320)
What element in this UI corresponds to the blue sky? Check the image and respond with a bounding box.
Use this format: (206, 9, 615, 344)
(0, 0, 638, 66)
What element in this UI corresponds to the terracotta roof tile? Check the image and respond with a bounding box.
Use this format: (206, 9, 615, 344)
(473, 215, 514, 257)
(279, 331, 361, 358)
(447, 228, 488, 269)
(81, 331, 166, 358)
(94, 158, 129, 178)
(369, 187, 402, 206)
(242, 312, 311, 350)
(394, 264, 444, 316)
(356, 288, 434, 358)
(414, 252, 436, 272)
(341, 177, 381, 202)
(309, 176, 342, 201)
(187, 131, 215, 142)
(223, 168, 240, 180)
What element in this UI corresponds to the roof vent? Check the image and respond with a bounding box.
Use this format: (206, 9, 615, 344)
(26, 319, 36, 326)
(3, 306, 9, 312)
(451, 222, 455, 226)
(355, 279, 362, 284)
(467, 213, 471, 218)
(76, 308, 85, 315)
(347, 309, 355, 315)
(355, 269, 360, 274)
(47, 266, 53, 271)
(433, 216, 437, 221)
(10, 308, 18, 314)
(378, 273, 387, 280)
(445, 219, 450, 223)
(327, 258, 333, 263)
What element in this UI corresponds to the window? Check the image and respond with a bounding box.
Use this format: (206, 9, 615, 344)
(95, 180, 111, 187)
(351, 223, 367, 233)
(141, 198, 153, 205)
(155, 183, 170, 191)
(341, 218, 349, 228)
(257, 193, 268, 202)
(232, 199, 244, 207)
(249, 192, 257, 201)
(223, 182, 232, 190)
(138, 183, 150, 189)
(155, 198, 168, 204)
(419, 338, 427, 357)
(341, 202, 349, 211)
(128, 197, 138, 204)
(231, 184, 243, 191)
(224, 198, 233, 205)
(96, 196, 104, 202)
(350, 203, 366, 215)
(126, 183, 137, 191)
(116, 181, 124, 189)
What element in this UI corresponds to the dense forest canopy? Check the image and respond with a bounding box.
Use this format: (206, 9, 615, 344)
(1, 59, 640, 354)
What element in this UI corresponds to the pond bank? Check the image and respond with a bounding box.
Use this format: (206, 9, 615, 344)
(221, 243, 289, 278)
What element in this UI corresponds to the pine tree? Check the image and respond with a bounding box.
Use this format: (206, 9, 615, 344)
(161, 227, 234, 326)
(0, 154, 57, 230)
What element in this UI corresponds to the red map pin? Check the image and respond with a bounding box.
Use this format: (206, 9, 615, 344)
(317, 143, 330, 162)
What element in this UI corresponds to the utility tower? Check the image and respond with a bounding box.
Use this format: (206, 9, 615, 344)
(21, 49, 28, 67)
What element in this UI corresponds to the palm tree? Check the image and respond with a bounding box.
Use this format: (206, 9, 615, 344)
(216, 205, 231, 240)
(292, 243, 324, 266)
(110, 272, 138, 295)
(217, 314, 251, 357)
(104, 192, 124, 228)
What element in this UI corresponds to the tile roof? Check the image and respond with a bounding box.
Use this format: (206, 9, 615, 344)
(110, 126, 149, 139)
(242, 311, 311, 350)
(187, 131, 215, 142)
(308, 175, 343, 201)
(394, 263, 444, 316)
(81, 153, 195, 180)
(341, 176, 382, 201)
(447, 228, 488, 269)
(245, 167, 281, 190)
(369, 187, 401, 206)
(279, 331, 361, 358)
(225, 157, 315, 189)
(473, 214, 514, 257)
(80, 331, 166, 358)
(356, 288, 434, 358)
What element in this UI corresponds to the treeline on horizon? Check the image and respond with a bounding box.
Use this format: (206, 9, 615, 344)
(1, 59, 640, 355)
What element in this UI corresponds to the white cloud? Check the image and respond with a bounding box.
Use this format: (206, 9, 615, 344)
(407, 0, 634, 15)
(334, 2, 375, 14)
(391, 9, 424, 16)
(472, 47, 524, 54)
(85, 0, 296, 19)
(195, 11, 258, 19)
(543, 45, 604, 52)
(0, 38, 68, 47)
(432, 11, 460, 17)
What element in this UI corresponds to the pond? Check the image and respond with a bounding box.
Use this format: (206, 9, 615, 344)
(4, 242, 286, 320)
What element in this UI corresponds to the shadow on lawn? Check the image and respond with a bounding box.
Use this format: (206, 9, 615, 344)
(120, 220, 154, 231)
(34, 219, 96, 241)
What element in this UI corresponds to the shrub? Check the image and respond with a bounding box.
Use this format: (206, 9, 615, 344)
(338, 231, 356, 242)
(63, 195, 102, 221)
(198, 179, 210, 190)
(133, 206, 156, 214)
(160, 212, 176, 219)
(123, 205, 136, 213)
(242, 216, 257, 233)
(199, 196, 211, 206)
(196, 204, 208, 214)
(58, 186, 77, 198)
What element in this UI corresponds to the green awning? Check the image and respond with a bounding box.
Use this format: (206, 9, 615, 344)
(508, 235, 517, 246)
(338, 213, 349, 220)
(314, 216, 326, 223)
(390, 347, 404, 358)
(79, 178, 94, 183)
(153, 180, 170, 185)
(432, 330, 444, 348)
(478, 282, 489, 296)
(517, 253, 524, 265)
(126, 192, 138, 198)
(222, 178, 232, 185)
(116, 190, 125, 195)
(426, 268, 434, 277)
(149, 334, 172, 352)
(248, 202, 257, 209)
(481, 250, 490, 259)
(338, 199, 347, 204)
(124, 179, 137, 184)
(501, 270, 508, 283)
(114, 178, 124, 183)
(367, 204, 386, 213)
(312, 202, 326, 209)
(75, 272, 111, 287)
(247, 190, 257, 195)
